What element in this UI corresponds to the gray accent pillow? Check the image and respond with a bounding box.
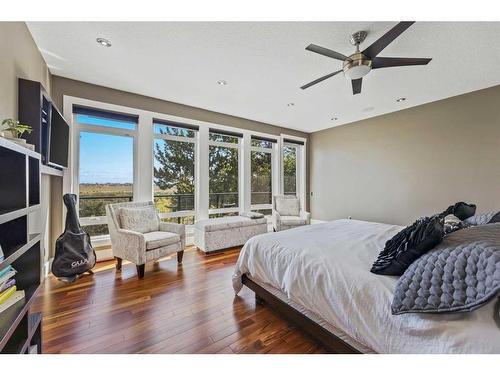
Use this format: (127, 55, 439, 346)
(276, 198, 299, 216)
(392, 223, 500, 315)
(464, 211, 499, 226)
(120, 207, 160, 234)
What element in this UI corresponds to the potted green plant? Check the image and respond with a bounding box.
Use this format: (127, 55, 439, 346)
(1, 119, 33, 139)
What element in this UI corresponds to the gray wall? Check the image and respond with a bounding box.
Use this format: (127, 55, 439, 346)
(0, 22, 51, 120)
(310, 85, 500, 225)
(0, 22, 60, 264)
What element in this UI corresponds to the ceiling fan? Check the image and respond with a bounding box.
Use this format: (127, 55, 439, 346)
(301, 21, 432, 95)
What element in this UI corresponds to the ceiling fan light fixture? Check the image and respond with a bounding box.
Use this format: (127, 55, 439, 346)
(344, 64, 371, 80)
(343, 53, 372, 80)
(96, 38, 112, 47)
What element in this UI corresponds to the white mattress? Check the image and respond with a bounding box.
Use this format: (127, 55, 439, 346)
(232, 219, 500, 354)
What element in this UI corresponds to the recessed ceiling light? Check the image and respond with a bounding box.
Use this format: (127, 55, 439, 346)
(396, 97, 406, 102)
(287, 103, 295, 107)
(96, 38, 112, 47)
(217, 80, 228, 86)
(331, 117, 339, 121)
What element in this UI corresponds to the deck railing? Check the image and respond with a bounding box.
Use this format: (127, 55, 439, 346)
(79, 192, 273, 217)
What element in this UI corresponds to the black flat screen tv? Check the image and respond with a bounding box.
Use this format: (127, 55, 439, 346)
(47, 104, 69, 169)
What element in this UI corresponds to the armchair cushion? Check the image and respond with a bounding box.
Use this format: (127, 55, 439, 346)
(143, 231, 180, 250)
(275, 197, 300, 216)
(120, 207, 159, 234)
(280, 216, 308, 226)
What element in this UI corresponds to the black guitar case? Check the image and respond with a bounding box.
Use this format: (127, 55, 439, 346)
(52, 194, 96, 279)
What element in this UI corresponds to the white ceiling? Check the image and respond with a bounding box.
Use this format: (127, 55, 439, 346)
(27, 22, 500, 133)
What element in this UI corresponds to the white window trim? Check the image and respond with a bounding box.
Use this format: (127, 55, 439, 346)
(208, 134, 242, 216)
(280, 133, 307, 210)
(250, 142, 275, 214)
(153, 121, 198, 222)
(71, 106, 138, 230)
(62, 95, 300, 247)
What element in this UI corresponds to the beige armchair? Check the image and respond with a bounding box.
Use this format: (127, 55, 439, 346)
(272, 195, 311, 231)
(106, 201, 185, 278)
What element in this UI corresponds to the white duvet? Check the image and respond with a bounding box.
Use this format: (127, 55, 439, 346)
(233, 219, 500, 354)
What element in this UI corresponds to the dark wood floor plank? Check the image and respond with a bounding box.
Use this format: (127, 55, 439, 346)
(34, 246, 325, 354)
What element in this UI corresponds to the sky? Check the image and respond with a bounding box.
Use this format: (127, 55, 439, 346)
(78, 115, 134, 184)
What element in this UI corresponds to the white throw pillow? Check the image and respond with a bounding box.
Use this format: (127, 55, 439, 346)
(120, 207, 160, 234)
(276, 198, 299, 216)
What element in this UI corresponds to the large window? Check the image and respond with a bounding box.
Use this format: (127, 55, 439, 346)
(70, 99, 308, 245)
(153, 121, 197, 225)
(208, 130, 241, 217)
(74, 107, 137, 237)
(251, 137, 275, 216)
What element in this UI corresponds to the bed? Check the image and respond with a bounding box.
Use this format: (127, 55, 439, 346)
(232, 219, 500, 354)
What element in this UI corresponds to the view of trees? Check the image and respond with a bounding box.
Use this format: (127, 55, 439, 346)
(283, 145, 297, 195)
(251, 149, 272, 205)
(208, 144, 239, 209)
(154, 127, 196, 214)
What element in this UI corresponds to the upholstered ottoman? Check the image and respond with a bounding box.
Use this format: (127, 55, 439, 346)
(194, 215, 268, 253)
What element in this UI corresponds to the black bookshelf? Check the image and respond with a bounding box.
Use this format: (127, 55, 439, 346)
(0, 137, 42, 354)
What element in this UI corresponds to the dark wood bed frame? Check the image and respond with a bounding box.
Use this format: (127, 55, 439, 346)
(242, 274, 361, 354)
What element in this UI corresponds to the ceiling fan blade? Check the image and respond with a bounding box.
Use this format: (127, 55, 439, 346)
(372, 57, 432, 69)
(305, 44, 350, 61)
(352, 78, 362, 95)
(362, 21, 415, 58)
(300, 69, 343, 90)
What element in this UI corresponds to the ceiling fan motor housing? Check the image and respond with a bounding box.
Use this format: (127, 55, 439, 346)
(343, 52, 372, 80)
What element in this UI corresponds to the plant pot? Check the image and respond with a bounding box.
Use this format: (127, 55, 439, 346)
(1, 130, 17, 139)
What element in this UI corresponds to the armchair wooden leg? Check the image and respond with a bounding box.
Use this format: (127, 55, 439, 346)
(115, 257, 122, 270)
(136, 264, 145, 279)
(177, 250, 184, 264)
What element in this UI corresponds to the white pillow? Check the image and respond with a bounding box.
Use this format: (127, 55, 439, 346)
(276, 198, 299, 216)
(120, 207, 159, 234)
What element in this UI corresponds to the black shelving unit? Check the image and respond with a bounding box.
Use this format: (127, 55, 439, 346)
(18, 78, 52, 159)
(0, 137, 42, 354)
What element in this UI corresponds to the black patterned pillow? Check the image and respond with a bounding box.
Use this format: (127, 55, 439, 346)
(371, 216, 445, 276)
(438, 202, 476, 220)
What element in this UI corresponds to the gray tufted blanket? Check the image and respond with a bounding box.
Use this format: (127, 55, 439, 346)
(392, 223, 500, 315)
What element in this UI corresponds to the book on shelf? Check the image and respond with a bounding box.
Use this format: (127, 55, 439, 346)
(0, 244, 3, 262)
(0, 265, 15, 279)
(0, 278, 16, 293)
(0, 290, 25, 314)
(0, 285, 17, 304)
(0, 266, 17, 286)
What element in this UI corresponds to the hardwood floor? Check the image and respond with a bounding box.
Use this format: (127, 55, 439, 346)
(33, 246, 326, 354)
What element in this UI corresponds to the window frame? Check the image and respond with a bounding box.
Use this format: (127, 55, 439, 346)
(72, 110, 138, 241)
(152, 121, 198, 223)
(207, 131, 242, 216)
(280, 134, 307, 210)
(250, 139, 276, 213)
